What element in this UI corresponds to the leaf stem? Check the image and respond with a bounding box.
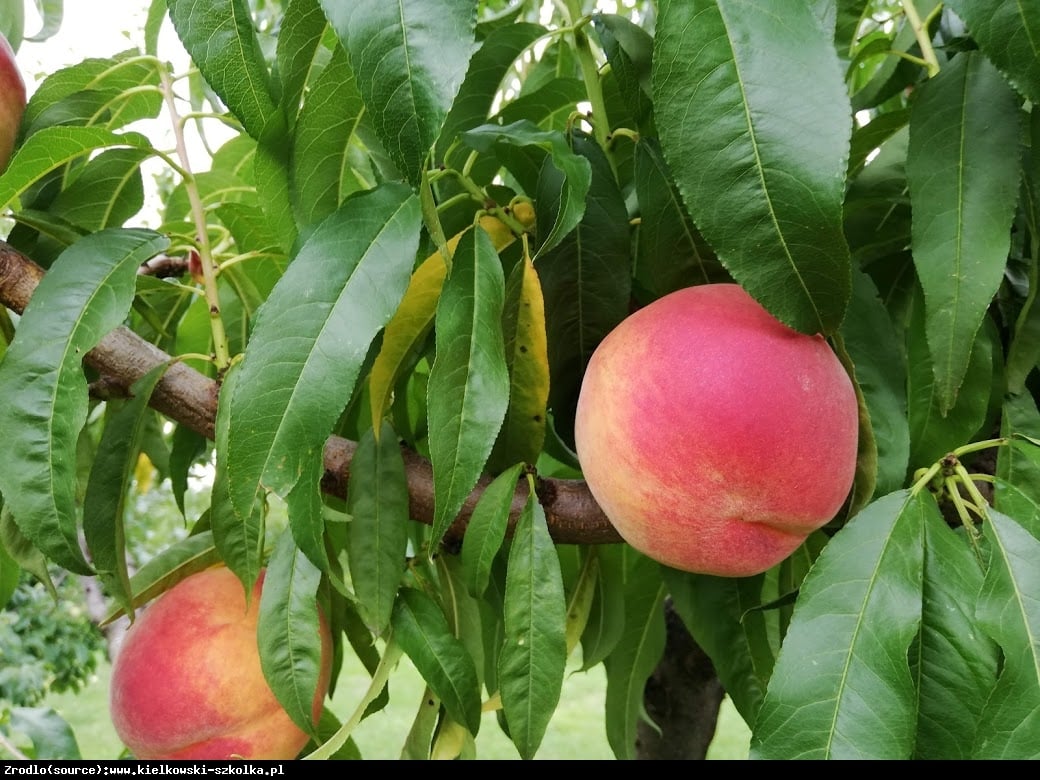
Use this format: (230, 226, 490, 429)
(159, 64, 231, 374)
(901, 0, 942, 77)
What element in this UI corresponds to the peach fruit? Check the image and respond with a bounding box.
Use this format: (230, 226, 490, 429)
(109, 566, 332, 760)
(0, 32, 25, 173)
(574, 283, 859, 577)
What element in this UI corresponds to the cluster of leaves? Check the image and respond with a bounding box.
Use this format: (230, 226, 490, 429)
(0, 0, 1038, 761)
(0, 572, 104, 708)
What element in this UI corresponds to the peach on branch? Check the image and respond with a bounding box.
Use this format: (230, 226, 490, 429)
(574, 283, 859, 577)
(109, 566, 332, 760)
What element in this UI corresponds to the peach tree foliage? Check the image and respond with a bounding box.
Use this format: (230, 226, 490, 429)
(0, 0, 1037, 761)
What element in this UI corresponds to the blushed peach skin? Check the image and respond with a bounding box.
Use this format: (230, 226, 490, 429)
(574, 284, 859, 577)
(0, 32, 25, 173)
(110, 567, 332, 760)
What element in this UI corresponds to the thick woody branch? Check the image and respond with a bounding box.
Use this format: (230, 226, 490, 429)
(0, 242, 622, 547)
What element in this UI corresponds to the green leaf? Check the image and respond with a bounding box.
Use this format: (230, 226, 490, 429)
(579, 544, 625, 670)
(0, 126, 153, 212)
(498, 488, 567, 760)
(997, 393, 1040, 506)
(840, 267, 909, 497)
(633, 138, 722, 298)
(603, 550, 666, 760)
(537, 131, 630, 444)
(460, 463, 523, 598)
(167, 0, 282, 142)
(436, 21, 546, 165)
(276, 0, 329, 128)
(227, 184, 421, 538)
(750, 490, 925, 760)
(23, 54, 162, 133)
(291, 43, 368, 229)
(210, 360, 265, 593)
(8, 708, 81, 760)
(907, 51, 1022, 413)
(0, 534, 17, 609)
(48, 147, 149, 232)
(258, 529, 327, 738)
(82, 361, 172, 619)
(0, 505, 55, 599)
(912, 506, 999, 759)
(461, 120, 591, 258)
(427, 225, 510, 547)
(971, 502, 1040, 759)
(0, 228, 168, 574)
(945, 0, 1040, 104)
(488, 253, 549, 472)
(321, 0, 478, 184)
(907, 287, 995, 469)
(391, 586, 482, 735)
(653, 0, 853, 335)
(346, 421, 410, 636)
(665, 570, 772, 729)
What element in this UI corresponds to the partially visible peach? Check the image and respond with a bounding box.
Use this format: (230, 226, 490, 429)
(574, 283, 859, 577)
(109, 566, 332, 760)
(0, 32, 25, 173)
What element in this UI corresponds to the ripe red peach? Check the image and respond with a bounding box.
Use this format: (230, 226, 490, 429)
(574, 283, 859, 577)
(0, 32, 25, 173)
(109, 566, 332, 760)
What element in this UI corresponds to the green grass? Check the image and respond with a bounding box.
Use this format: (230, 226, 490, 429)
(43, 653, 751, 760)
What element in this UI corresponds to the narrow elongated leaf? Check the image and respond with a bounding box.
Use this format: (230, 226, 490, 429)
(82, 362, 172, 619)
(462, 121, 591, 258)
(210, 360, 265, 592)
(227, 184, 420, 526)
(48, 147, 148, 231)
(0, 228, 168, 574)
(579, 544, 625, 670)
(945, 0, 1040, 105)
(0, 126, 152, 212)
(346, 421, 410, 636)
(368, 215, 519, 427)
(971, 503, 1040, 759)
(603, 551, 666, 760)
(537, 132, 631, 444)
(488, 253, 549, 472)
(997, 393, 1040, 507)
(427, 225, 510, 547)
(653, 0, 853, 334)
(321, 0, 477, 184)
(437, 22, 546, 165)
(633, 138, 722, 298)
(0, 506, 55, 599)
(907, 290, 995, 469)
(258, 530, 327, 738)
(460, 463, 523, 598)
(750, 490, 925, 760)
(276, 0, 328, 127)
(498, 490, 567, 760)
(840, 267, 909, 497)
(912, 505, 999, 759)
(167, 0, 282, 142)
(907, 52, 1022, 413)
(391, 586, 482, 735)
(291, 44, 367, 230)
(665, 570, 772, 729)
